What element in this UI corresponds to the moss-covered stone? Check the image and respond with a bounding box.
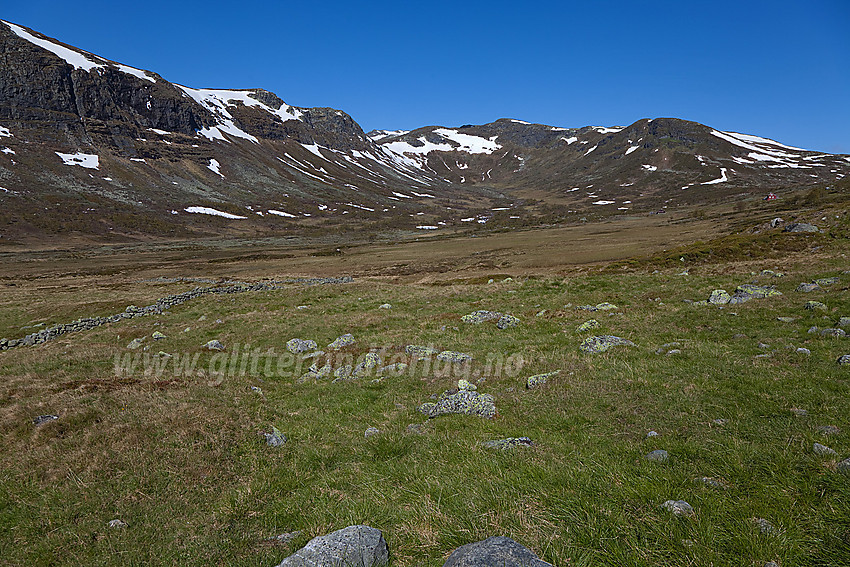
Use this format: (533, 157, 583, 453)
(579, 335, 635, 354)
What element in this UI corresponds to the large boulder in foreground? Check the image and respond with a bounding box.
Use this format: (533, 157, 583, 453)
(443, 536, 551, 567)
(274, 525, 388, 567)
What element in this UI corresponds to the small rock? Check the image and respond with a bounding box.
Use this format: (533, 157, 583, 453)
(353, 352, 382, 377)
(796, 282, 821, 293)
(815, 277, 840, 286)
(576, 319, 601, 332)
(712, 418, 728, 425)
(821, 328, 846, 337)
(758, 342, 771, 349)
(770, 217, 784, 228)
(406, 423, 425, 435)
(661, 500, 694, 516)
(666, 349, 681, 355)
(839, 354, 850, 365)
(126, 337, 145, 349)
(107, 519, 128, 529)
(442, 536, 551, 567)
(436, 351, 473, 363)
(646, 449, 669, 462)
(269, 530, 302, 544)
(817, 425, 841, 435)
(646, 430, 659, 437)
(378, 362, 408, 376)
(526, 370, 560, 389)
(838, 316, 850, 328)
(378, 303, 392, 309)
(418, 389, 496, 419)
(287, 338, 317, 354)
(709, 289, 732, 305)
(797, 347, 811, 355)
(791, 408, 808, 416)
(813, 442, 837, 455)
(837, 457, 850, 474)
(461, 310, 502, 324)
(405, 345, 441, 358)
(496, 314, 520, 329)
(364, 427, 380, 438)
(805, 301, 828, 311)
(327, 333, 355, 350)
(777, 316, 798, 323)
(457, 379, 477, 391)
(264, 427, 287, 447)
(32, 414, 59, 426)
(203, 339, 224, 351)
(694, 476, 728, 490)
(655, 342, 681, 354)
(480, 437, 534, 450)
(151, 331, 167, 340)
(579, 335, 635, 354)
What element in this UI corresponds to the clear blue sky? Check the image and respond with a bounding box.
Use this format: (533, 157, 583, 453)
(4, 0, 849, 152)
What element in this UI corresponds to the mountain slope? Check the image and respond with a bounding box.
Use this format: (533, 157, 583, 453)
(0, 19, 847, 243)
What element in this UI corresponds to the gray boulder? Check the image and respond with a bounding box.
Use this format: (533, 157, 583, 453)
(480, 437, 534, 450)
(796, 282, 821, 293)
(814, 442, 836, 456)
(708, 289, 731, 305)
(839, 354, 850, 365)
(805, 301, 828, 311)
(443, 536, 551, 567)
(264, 427, 287, 447)
(418, 387, 496, 419)
(816, 277, 840, 286)
(661, 500, 694, 516)
(461, 310, 502, 324)
(646, 449, 669, 462)
(353, 353, 382, 377)
(497, 314, 520, 329)
(405, 345, 441, 358)
(526, 370, 560, 389)
(274, 525, 388, 567)
(328, 334, 355, 350)
(204, 339, 224, 351)
(436, 351, 473, 363)
(784, 222, 819, 233)
(287, 339, 318, 354)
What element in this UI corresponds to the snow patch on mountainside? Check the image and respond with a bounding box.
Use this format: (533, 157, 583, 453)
(207, 158, 224, 177)
(368, 130, 410, 141)
(56, 152, 99, 169)
(0, 126, 11, 138)
(4, 21, 106, 71)
(268, 210, 296, 218)
(184, 206, 246, 219)
(701, 167, 728, 185)
(115, 63, 156, 83)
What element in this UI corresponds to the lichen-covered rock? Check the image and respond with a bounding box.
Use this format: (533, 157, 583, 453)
(816, 277, 840, 286)
(127, 337, 145, 349)
(418, 389, 496, 419)
(579, 335, 635, 354)
(203, 339, 224, 351)
(264, 427, 287, 447)
(796, 282, 821, 292)
(777, 316, 798, 323)
(838, 457, 850, 474)
(838, 354, 850, 365)
(655, 342, 681, 355)
(753, 518, 776, 535)
(353, 353, 381, 377)
(461, 310, 502, 324)
(480, 437, 533, 450)
(526, 370, 560, 389)
(378, 303, 392, 309)
(805, 301, 828, 311)
(405, 345, 440, 358)
(708, 289, 731, 305)
(817, 425, 840, 435)
(327, 334, 355, 350)
(661, 500, 694, 516)
(32, 414, 59, 426)
(364, 427, 380, 438)
(821, 328, 846, 337)
(496, 314, 520, 329)
(378, 362, 408, 376)
(274, 525, 388, 567)
(436, 351, 473, 363)
(457, 379, 477, 391)
(694, 476, 728, 490)
(761, 269, 783, 277)
(646, 449, 669, 462)
(838, 317, 850, 328)
(287, 338, 317, 354)
(784, 222, 819, 233)
(729, 284, 782, 304)
(333, 365, 353, 380)
(151, 331, 167, 340)
(576, 319, 600, 332)
(595, 302, 618, 311)
(442, 536, 551, 567)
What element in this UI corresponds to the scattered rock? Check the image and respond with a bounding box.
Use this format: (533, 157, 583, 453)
(461, 310, 502, 324)
(151, 331, 167, 340)
(817, 425, 840, 435)
(838, 316, 850, 328)
(805, 301, 828, 311)
(661, 500, 694, 517)
(709, 289, 731, 305)
(838, 354, 850, 365)
(364, 427, 380, 438)
(405, 345, 440, 358)
(269, 531, 303, 544)
(496, 314, 520, 329)
(579, 335, 635, 354)
(418, 387, 496, 419)
(577, 302, 618, 312)
(796, 282, 821, 292)
(126, 337, 145, 350)
(32, 414, 58, 426)
(797, 347, 811, 355)
(203, 340, 224, 351)
(837, 457, 850, 474)
(646, 449, 669, 462)
(442, 536, 551, 567)
(655, 342, 681, 354)
(287, 338, 317, 354)
(758, 342, 771, 349)
(820, 328, 846, 337)
(327, 334, 355, 350)
(480, 437, 534, 450)
(107, 519, 128, 529)
(436, 351, 473, 363)
(813, 442, 836, 456)
(457, 379, 477, 391)
(646, 431, 659, 438)
(274, 525, 388, 567)
(770, 218, 784, 228)
(264, 427, 287, 447)
(378, 362, 408, 376)
(712, 418, 729, 425)
(729, 284, 782, 304)
(353, 353, 382, 377)
(777, 316, 798, 323)
(815, 277, 840, 286)
(406, 423, 425, 435)
(576, 319, 600, 332)
(333, 365, 353, 381)
(784, 222, 819, 233)
(526, 370, 560, 389)
(791, 408, 808, 416)
(378, 303, 392, 310)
